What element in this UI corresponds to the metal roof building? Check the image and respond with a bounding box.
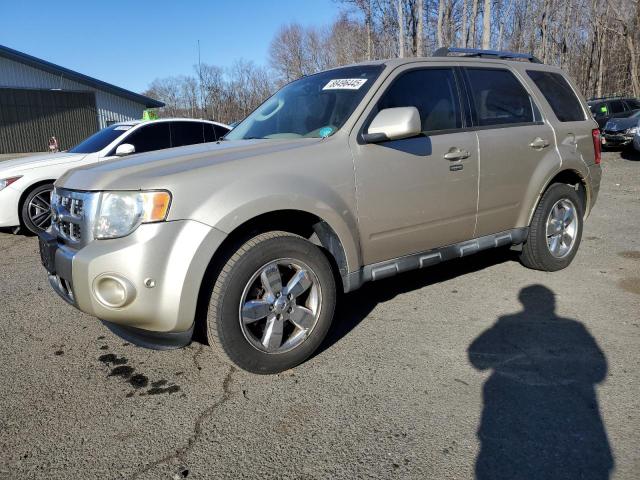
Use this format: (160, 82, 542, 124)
(0, 44, 164, 153)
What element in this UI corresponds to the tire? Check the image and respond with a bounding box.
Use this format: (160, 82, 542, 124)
(206, 231, 336, 374)
(21, 183, 54, 235)
(520, 183, 584, 271)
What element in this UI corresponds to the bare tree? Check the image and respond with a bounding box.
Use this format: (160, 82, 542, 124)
(481, 0, 491, 49)
(437, 0, 445, 47)
(398, 0, 406, 57)
(146, 0, 640, 124)
(417, 0, 425, 55)
(460, 0, 469, 47)
(469, 0, 479, 48)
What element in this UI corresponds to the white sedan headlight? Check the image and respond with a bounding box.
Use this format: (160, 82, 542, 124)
(0, 176, 22, 192)
(94, 190, 171, 239)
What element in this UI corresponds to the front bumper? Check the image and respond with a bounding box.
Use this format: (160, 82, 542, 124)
(46, 220, 227, 346)
(602, 133, 634, 147)
(0, 186, 21, 227)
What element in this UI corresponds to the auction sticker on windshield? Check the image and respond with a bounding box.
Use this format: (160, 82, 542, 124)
(323, 79, 368, 90)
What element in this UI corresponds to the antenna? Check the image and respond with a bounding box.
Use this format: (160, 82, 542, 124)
(198, 40, 205, 118)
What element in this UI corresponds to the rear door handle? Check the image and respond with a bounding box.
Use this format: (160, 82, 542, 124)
(529, 137, 550, 149)
(443, 148, 470, 161)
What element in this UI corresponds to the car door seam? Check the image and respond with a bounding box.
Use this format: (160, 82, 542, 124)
(473, 131, 481, 238)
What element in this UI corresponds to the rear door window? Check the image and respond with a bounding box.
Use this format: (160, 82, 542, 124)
(464, 68, 539, 127)
(609, 100, 625, 114)
(171, 121, 205, 147)
(120, 123, 170, 154)
(376, 68, 462, 133)
(624, 99, 640, 110)
(526, 70, 586, 122)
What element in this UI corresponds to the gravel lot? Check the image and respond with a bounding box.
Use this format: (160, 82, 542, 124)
(1, 150, 638, 479)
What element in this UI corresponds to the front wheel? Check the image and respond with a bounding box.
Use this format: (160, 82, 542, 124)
(21, 183, 54, 234)
(206, 231, 336, 374)
(520, 183, 584, 271)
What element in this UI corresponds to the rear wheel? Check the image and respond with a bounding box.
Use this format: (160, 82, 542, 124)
(206, 231, 336, 374)
(21, 183, 54, 234)
(520, 183, 584, 271)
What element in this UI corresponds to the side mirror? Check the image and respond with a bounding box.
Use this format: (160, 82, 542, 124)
(115, 143, 135, 157)
(362, 106, 422, 143)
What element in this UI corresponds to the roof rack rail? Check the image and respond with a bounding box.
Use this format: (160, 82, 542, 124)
(587, 95, 632, 102)
(433, 47, 542, 64)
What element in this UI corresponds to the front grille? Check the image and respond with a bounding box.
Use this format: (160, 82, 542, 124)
(51, 189, 97, 248)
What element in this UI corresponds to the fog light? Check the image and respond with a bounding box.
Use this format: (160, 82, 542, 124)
(93, 274, 136, 308)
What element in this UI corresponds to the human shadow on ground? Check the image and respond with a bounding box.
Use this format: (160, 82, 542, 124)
(468, 285, 613, 480)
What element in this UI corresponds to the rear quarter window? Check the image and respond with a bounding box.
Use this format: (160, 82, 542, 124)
(526, 70, 586, 122)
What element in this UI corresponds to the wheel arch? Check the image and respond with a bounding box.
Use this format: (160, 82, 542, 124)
(526, 169, 589, 226)
(191, 209, 351, 343)
(218, 209, 348, 280)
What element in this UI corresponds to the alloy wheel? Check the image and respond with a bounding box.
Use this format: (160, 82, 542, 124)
(545, 198, 578, 258)
(28, 188, 53, 231)
(239, 258, 322, 354)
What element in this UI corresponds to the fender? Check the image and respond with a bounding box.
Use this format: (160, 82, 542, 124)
(523, 156, 591, 227)
(188, 172, 362, 275)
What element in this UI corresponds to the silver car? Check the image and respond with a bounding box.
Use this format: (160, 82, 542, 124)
(40, 48, 602, 374)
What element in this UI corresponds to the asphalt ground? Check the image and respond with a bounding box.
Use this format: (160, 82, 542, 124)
(0, 149, 638, 479)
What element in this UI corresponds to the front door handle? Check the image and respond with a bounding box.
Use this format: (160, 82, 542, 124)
(529, 137, 550, 149)
(443, 147, 471, 161)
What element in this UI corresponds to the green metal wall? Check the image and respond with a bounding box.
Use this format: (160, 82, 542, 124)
(0, 88, 99, 153)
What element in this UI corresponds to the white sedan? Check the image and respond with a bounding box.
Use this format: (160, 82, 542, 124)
(0, 118, 229, 233)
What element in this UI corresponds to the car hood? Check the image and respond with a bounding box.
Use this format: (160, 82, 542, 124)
(0, 152, 87, 176)
(605, 117, 639, 131)
(57, 139, 324, 191)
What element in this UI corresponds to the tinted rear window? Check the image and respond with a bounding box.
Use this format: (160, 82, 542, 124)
(465, 68, 538, 126)
(624, 99, 640, 110)
(171, 121, 205, 148)
(527, 71, 585, 122)
(608, 100, 625, 114)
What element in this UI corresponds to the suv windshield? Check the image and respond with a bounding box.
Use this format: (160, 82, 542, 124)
(226, 65, 383, 140)
(68, 125, 132, 153)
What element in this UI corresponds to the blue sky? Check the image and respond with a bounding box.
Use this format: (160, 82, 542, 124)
(0, 0, 341, 93)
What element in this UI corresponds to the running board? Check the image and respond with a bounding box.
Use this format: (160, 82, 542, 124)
(342, 228, 528, 292)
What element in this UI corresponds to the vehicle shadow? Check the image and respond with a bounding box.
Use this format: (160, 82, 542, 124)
(316, 247, 517, 356)
(468, 285, 613, 479)
(0, 226, 31, 236)
(620, 148, 640, 161)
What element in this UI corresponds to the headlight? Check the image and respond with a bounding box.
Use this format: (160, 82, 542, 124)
(0, 176, 22, 191)
(94, 190, 171, 239)
(627, 126, 639, 135)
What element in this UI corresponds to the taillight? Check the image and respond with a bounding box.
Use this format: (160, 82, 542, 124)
(592, 128, 601, 165)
